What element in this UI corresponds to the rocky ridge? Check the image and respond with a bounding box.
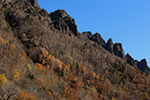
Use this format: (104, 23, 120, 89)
(46, 8, 150, 75)
(0, 0, 150, 99)
(80, 31, 150, 74)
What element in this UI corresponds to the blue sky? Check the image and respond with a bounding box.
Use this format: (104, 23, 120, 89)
(37, 0, 150, 66)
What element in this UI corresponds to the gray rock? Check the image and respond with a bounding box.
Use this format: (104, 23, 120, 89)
(135, 60, 139, 65)
(39, 9, 48, 17)
(82, 31, 92, 38)
(89, 33, 106, 47)
(54, 18, 68, 33)
(79, 31, 92, 41)
(50, 10, 68, 21)
(105, 38, 114, 54)
(29, 0, 40, 8)
(125, 53, 136, 67)
(49, 9, 79, 36)
(63, 16, 78, 36)
(80, 32, 126, 60)
(137, 59, 150, 73)
(113, 43, 125, 58)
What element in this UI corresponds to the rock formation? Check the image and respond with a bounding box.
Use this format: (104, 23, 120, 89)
(49, 10, 79, 36)
(53, 18, 68, 33)
(80, 32, 125, 58)
(50, 10, 68, 21)
(89, 33, 106, 47)
(113, 43, 125, 58)
(39, 9, 48, 17)
(80, 32, 150, 75)
(79, 31, 92, 41)
(137, 59, 150, 74)
(29, 0, 40, 7)
(125, 53, 136, 67)
(0, 0, 150, 99)
(1, 0, 149, 77)
(105, 38, 114, 54)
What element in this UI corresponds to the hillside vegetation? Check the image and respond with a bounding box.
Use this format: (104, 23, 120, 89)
(0, 0, 150, 100)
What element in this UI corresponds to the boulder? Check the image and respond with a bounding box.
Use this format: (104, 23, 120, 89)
(113, 43, 125, 58)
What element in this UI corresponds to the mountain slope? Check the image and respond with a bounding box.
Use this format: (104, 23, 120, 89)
(0, 0, 150, 100)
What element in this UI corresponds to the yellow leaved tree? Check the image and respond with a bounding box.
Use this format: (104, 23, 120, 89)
(0, 74, 8, 86)
(13, 71, 20, 82)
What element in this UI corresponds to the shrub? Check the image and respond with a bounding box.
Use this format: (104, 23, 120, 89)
(29, 94, 37, 100)
(84, 43, 87, 46)
(0, 82, 19, 99)
(142, 93, 149, 98)
(16, 90, 28, 99)
(16, 90, 37, 100)
(2, 3, 7, 8)
(23, 5, 28, 9)
(13, 71, 20, 82)
(71, 79, 76, 84)
(76, 62, 79, 69)
(27, 74, 34, 80)
(25, 15, 30, 20)
(47, 91, 52, 98)
(38, 16, 42, 20)
(111, 97, 116, 100)
(121, 75, 125, 85)
(36, 78, 44, 86)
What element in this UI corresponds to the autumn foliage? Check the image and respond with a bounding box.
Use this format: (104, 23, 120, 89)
(0, 1, 150, 100)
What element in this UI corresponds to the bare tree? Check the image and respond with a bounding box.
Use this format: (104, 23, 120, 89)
(0, 82, 19, 100)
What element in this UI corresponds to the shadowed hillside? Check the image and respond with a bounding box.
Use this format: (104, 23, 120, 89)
(0, 0, 150, 100)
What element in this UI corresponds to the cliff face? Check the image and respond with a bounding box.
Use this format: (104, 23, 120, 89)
(49, 9, 79, 36)
(0, 0, 150, 100)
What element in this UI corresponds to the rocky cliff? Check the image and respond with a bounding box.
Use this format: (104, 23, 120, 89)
(80, 31, 150, 75)
(49, 10, 79, 36)
(0, 0, 150, 99)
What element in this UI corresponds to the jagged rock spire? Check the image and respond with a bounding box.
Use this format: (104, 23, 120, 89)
(106, 38, 114, 54)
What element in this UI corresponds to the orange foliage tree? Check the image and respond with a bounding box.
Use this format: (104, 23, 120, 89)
(64, 87, 79, 100)
(16, 90, 37, 100)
